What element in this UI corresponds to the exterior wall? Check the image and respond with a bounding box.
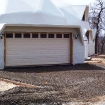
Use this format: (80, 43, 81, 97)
(88, 32, 95, 56)
(88, 41, 95, 56)
(0, 37, 4, 69)
(73, 35, 85, 64)
(84, 40, 88, 59)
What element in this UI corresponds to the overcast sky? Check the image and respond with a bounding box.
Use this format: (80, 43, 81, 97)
(65, 0, 96, 5)
(51, 0, 96, 7)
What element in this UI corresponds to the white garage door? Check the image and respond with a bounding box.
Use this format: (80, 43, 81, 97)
(5, 33, 70, 66)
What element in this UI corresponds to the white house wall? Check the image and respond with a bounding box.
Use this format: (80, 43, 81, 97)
(73, 35, 84, 65)
(0, 37, 4, 70)
(88, 41, 95, 56)
(88, 32, 95, 56)
(83, 31, 95, 57)
(84, 40, 88, 59)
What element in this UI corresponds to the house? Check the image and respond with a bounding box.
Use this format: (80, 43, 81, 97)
(0, 0, 96, 69)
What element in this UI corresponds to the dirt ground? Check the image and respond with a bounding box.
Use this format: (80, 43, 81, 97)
(0, 55, 105, 105)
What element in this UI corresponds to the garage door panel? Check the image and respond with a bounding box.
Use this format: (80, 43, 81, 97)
(47, 50, 55, 54)
(7, 40, 23, 46)
(6, 58, 40, 66)
(6, 33, 70, 66)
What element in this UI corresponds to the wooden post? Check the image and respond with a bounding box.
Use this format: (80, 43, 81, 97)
(70, 33, 73, 64)
(4, 33, 6, 66)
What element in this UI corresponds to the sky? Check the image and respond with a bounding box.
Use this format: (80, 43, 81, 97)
(51, 0, 96, 8)
(64, 0, 96, 5)
(51, 0, 96, 6)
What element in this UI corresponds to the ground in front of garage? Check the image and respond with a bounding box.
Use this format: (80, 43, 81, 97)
(0, 55, 105, 105)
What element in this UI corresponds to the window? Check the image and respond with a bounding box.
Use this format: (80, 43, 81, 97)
(15, 33, 21, 38)
(40, 34, 47, 38)
(6, 33, 13, 38)
(56, 34, 62, 38)
(85, 31, 89, 43)
(32, 33, 38, 38)
(48, 34, 54, 38)
(64, 34, 69, 38)
(23, 33, 30, 38)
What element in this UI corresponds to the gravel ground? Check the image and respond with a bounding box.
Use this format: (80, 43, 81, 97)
(0, 62, 105, 105)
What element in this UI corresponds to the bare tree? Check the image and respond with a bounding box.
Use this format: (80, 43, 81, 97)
(89, 0, 105, 54)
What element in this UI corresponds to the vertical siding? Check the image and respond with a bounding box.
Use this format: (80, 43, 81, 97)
(0, 37, 4, 69)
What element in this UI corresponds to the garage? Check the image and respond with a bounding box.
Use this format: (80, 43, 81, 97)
(0, 0, 91, 69)
(5, 32, 72, 66)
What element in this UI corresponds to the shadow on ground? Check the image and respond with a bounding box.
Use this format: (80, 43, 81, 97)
(3, 63, 105, 73)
